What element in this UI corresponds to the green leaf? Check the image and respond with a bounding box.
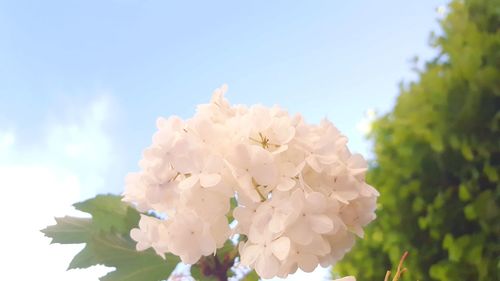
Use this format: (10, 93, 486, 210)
(68, 231, 179, 280)
(73, 194, 140, 233)
(458, 184, 471, 201)
(483, 164, 498, 182)
(91, 233, 178, 281)
(42, 195, 180, 281)
(461, 144, 474, 161)
(227, 197, 238, 222)
(243, 270, 260, 281)
(41, 216, 92, 244)
(190, 265, 204, 281)
(464, 204, 477, 220)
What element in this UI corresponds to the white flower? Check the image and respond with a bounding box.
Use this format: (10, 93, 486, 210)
(327, 174, 361, 204)
(239, 235, 291, 279)
(130, 215, 161, 251)
(233, 193, 260, 235)
(130, 215, 170, 256)
(123, 85, 379, 279)
(278, 236, 331, 276)
(164, 211, 217, 264)
(182, 185, 230, 223)
(177, 153, 223, 189)
(286, 190, 334, 245)
(225, 144, 278, 201)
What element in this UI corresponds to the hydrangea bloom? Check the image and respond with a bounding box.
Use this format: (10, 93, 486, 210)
(123, 85, 379, 279)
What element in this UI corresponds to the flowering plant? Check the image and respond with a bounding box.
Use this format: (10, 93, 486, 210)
(124, 85, 379, 279)
(42, 85, 379, 281)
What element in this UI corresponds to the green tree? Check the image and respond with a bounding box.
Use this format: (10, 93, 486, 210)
(336, 0, 500, 280)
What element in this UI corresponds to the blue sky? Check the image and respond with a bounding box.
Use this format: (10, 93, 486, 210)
(0, 0, 447, 280)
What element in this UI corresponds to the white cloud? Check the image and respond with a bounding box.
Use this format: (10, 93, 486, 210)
(0, 130, 15, 154)
(0, 95, 115, 280)
(45, 95, 114, 198)
(0, 165, 112, 280)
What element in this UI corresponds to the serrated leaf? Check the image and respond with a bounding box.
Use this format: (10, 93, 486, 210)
(67, 231, 180, 281)
(84, 233, 178, 281)
(42, 194, 180, 281)
(73, 194, 140, 233)
(41, 216, 92, 244)
(69, 242, 96, 269)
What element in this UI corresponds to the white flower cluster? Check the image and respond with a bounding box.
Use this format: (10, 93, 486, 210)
(124, 85, 379, 279)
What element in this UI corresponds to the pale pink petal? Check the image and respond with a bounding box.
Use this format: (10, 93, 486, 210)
(334, 189, 359, 203)
(233, 207, 254, 226)
(199, 173, 221, 187)
(178, 175, 199, 190)
(271, 236, 291, 260)
(229, 144, 251, 168)
(287, 220, 313, 245)
(272, 144, 289, 154)
(309, 214, 334, 234)
(306, 236, 331, 255)
(130, 228, 143, 242)
(305, 192, 327, 213)
(251, 161, 277, 186)
(305, 155, 322, 172)
(277, 177, 296, 191)
(240, 244, 261, 265)
(268, 215, 285, 233)
(360, 183, 380, 197)
(348, 153, 367, 169)
(171, 155, 195, 174)
(349, 224, 365, 238)
(180, 252, 200, 264)
(297, 253, 318, 272)
(198, 232, 216, 256)
(255, 254, 280, 279)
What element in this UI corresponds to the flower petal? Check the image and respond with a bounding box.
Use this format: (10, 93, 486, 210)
(309, 214, 333, 234)
(200, 173, 221, 187)
(277, 177, 296, 191)
(271, 236, 290, 260)
(178, 175, 199, 190)
(240, 244, 261, 266)
(255, 254, 280, 279)
(287, 220, 313, 245)
(297, 253, 318, 272)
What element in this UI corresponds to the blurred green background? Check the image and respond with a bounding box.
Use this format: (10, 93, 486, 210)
(335, 0, 500, 280)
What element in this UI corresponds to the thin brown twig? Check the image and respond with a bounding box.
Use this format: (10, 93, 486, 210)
(383, 251, 409, 281)
(384, 271, 391, 281)
(392, 251, 409, 281)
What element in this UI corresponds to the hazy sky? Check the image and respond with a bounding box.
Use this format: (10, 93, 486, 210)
(0, 0, 447, 280)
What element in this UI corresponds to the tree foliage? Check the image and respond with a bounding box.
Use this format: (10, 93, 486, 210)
(336, 0, 500, 280)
